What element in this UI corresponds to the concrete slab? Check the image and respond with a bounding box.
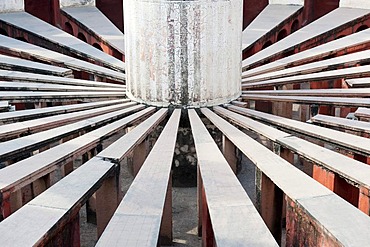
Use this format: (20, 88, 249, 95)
(278, 135, 370, 189)
(227, 105, 370, 156)
(242, 7, 370, 69)
(0, 91, 126, 102)
(0, 81, 124, 92)
(242, 64, 370, 89)
(215, 106, 370, 191)
(189, 109, 278, 247)
(96, 109, 180, 247)
(0, 34, 125, 81)
(0, 105, 144, 162)
(214, 106, 290, 141)
(243, 49, 370, 82)
(202, 108, 332, 201)
(242, 88, 370, 97)
(0, 99, 128, 124)
(241, 94, 370, 108)
(203, 108, 370, 246)
(311, 114, 370, 134)
(0, 54, 72, 77)
(243, 29, 370, 76)
(346, 78, 370, 88)
(0, 69, 125, 88)
(0, 157, 114, 246)
(0, 102, 136, 140)
(0, 11, 125, 72)
(62, 6, 124, 53)
(355, 107, 370, 119)
(97, 109, 168, 163)
(0, 107, 164, 246)
(297, 194, 370, 246)
(0, 204, 66, 246)
(242, 4, 302, 50)
(0, 101, 9, 111)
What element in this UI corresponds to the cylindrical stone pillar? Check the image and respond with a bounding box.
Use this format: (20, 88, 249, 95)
(124, 0, 243, 107)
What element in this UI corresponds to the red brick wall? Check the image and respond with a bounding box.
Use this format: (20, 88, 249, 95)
(97, 0, 124, 32)
(243, 0, 268, 30)
(24, 0, 61, 27)
(243, 8, 304, 59)
(60, 11, 124, 61)
(303, 0, 339, 25)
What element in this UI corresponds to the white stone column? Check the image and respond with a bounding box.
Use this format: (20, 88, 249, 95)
(269, 0, 304, 5)
(124, 0, 243, 107)
(0, 0, 24, 13)
(340, 0, 370, 9)
(60, 0, 95, 8)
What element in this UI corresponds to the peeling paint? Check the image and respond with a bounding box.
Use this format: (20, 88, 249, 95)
(124, 0, 242, 107)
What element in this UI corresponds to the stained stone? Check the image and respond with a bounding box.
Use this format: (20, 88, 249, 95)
(124, 0, 243, 107)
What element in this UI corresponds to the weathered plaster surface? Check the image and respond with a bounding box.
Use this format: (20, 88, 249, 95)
(0, 0, 24, 12)
(124, 0, 242, 107)
(60, 0, 95, 8)
(340, 0, 370, 9)
(269, 0, 304, 5)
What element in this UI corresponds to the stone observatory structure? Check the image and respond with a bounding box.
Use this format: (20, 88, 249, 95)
(123, 0, 243, 107)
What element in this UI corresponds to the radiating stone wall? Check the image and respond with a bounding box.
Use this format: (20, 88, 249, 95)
(124, 0, 243, 107)
(0, 0, 24, 12)
(60, 0, 95, 8)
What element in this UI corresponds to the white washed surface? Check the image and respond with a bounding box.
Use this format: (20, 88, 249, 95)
(124, 0, 242, 107)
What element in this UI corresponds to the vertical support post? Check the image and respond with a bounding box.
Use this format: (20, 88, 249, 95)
(301, 159, 313, 177)
(50, 212, 80, 247)
(197, 166, 203, 237)
(281, 148, 293, 164)
(312, 165, 335, 191)
(359, 187, 370, 215)
(159, 172, 173, 245)
(222, 135, 237, 174)
(9, 190, 22, 214)
(70, 213, 81, 247)
(63, 160, 74, 176)
(88, 148, 97, 160)
(85, 147, 99, 224)
(201, 186, 214, 247)
(86, 194, 97, 225)
(37, 144, 50, 154)
(1, 191, 12, 220)
(96, 166, 120, 237)
(255, 101, 272, 114)
(32, 175, 48, 197)
(260, 173, 283, 244)
(334, 176, 359, 207)
(286, 196, 340, 247)
(319, 105, 334, 116)
(354, 153, 370, 165)
(274, 143, 294, 165)
(300, 104, 310, 121)
(21, 184, 33, 205)
(132, 140, 149, 176)
(48, 170, 60, 186)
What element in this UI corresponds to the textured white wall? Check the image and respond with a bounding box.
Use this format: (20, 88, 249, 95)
(124, 0, 243, 107)
(269, 0, 304, 5)
(340, 0, 370, 9)
(60, 0, 95, 8)
(0, 0, 24, 12)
